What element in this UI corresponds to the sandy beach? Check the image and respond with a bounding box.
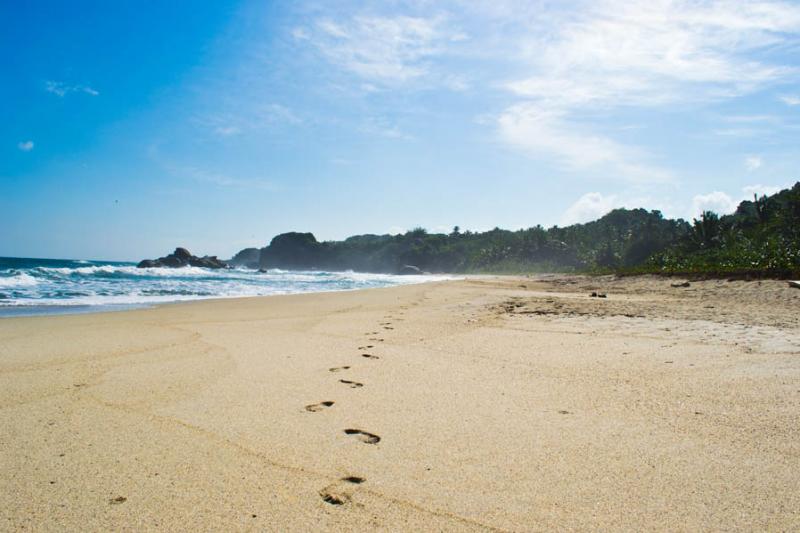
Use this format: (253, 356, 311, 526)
(2, 275, 799, 531)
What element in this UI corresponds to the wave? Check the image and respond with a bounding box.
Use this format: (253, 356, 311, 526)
(0, 272, 39, 288)
(0, 259, 457, 316)
(35, 264, 218, 277)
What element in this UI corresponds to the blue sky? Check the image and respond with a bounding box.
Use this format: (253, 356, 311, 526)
(2, 0, 800, 261)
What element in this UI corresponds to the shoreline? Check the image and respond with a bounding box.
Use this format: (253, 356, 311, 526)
(0, 273, 462, 319)
(2, 275, 799, 530)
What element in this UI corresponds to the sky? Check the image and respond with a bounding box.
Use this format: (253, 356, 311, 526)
(2, 0, 800, 261)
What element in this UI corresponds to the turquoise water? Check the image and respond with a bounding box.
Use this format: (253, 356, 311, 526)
(0, 257, 447, 317)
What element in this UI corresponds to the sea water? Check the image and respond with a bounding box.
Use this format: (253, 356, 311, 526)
(0, 257, 449, 317)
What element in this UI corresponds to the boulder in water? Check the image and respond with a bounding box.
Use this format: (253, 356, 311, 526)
(137, 248, 228, 269)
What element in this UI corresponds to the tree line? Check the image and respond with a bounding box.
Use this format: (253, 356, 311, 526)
(229, 182, 800, 277)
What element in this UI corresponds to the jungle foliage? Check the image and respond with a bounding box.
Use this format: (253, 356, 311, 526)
(241, 182, 800, 277)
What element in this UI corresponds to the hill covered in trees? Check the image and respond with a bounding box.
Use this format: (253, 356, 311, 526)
(648, 182, 800, 277)
(230, 182, 800, 277)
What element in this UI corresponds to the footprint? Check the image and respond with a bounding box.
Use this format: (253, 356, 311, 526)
(383, 326, 394, 330)
(362, 353, 379, 359)
(344, 428, 381, 444)
(368, 338, 384, 342)
(320, 489, 349, 506)
(339, 380, 363, 388)
(319, 475, 366, 506)
(329, 366, 350, 372)
(357, 345, 375, 350)
(305, 401, 335, 412)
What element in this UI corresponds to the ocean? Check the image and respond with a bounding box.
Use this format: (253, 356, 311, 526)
(0, 257, 448, 317)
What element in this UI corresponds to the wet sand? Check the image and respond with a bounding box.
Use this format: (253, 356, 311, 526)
(2, 275, 799, 531)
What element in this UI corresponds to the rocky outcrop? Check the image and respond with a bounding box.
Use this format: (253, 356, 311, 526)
(227, 247, 260, 269)
(137, 247, 228, 269)
(259, 232, 322, 270)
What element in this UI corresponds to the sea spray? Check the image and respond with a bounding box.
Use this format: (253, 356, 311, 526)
(0, 257, 452, 317)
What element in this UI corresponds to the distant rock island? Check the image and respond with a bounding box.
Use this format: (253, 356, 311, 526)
(137, 247, 227, 269)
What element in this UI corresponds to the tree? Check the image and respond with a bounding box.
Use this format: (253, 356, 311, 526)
(691, 211, 721, 249)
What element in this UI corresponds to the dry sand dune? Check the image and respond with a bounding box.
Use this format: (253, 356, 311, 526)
(2, 276, 799, 531)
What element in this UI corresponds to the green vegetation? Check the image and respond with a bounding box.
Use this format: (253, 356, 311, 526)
(234, 182, 800, 278)
(645, 182, 800, 277)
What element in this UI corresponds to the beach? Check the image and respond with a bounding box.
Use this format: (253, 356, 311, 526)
(2, 275, 799, 531)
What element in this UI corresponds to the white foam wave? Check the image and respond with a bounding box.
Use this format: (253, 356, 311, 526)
(0, 263, 458, 316)
(37, 264, 221, 277)
(0, 272, 39, 288)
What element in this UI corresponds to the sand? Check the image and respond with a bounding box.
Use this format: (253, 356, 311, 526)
(1, 275, 799, 531)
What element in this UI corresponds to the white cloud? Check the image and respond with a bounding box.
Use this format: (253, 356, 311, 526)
(203, 103, 301, 137)
(712, 127, 762, 137)
(498, 104, 673, 183)
(214, 126, 241, 137)
(17, 140, 34, 152)
(507, 2, 798, 106)
(745, 155, 763, 170)
(497, 0, 800, 182)
(563, 182, 791, 226)
(690, 183, 789, 219)
(264, 104, 301, 125)
(291, 27, 310, 40)
(691, 191, 738, 218)
(742, 183, 783, 197)
(45, 80, 99, 97)
(780, 95, 800, 105)
(168, 164, 277, 191)
(360, 117, 413, 140)
(296, 14, 459, 86)
(725, 114, 778, 123)
(560, 192, 621, 225)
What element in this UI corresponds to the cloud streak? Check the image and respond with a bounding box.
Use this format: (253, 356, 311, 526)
(170, 164, 277, 192)
(17, 140, 34, 152)
(293, 14, 463, 87)
(45, 80, 99, 97)
(496, 0, 800, 182)
(745, 155, 763, 171)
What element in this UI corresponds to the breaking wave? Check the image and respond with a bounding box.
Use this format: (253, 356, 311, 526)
(0, 257, 452, 316)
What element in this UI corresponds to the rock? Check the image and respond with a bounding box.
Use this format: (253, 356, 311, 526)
(173, 247, 192, 261)
(259, 232, 321, 270)
(137, 248, 228, 269)
(228, 247, 261, 269)
(397, 265, 423, 275)
(789, 280, 800, 289)
(671, 281, 691, 288)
